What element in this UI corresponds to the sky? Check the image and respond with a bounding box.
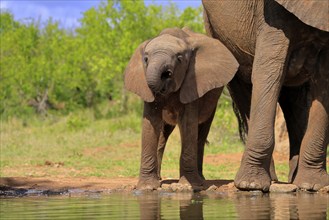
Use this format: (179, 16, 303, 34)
(0, 0, 202, 29)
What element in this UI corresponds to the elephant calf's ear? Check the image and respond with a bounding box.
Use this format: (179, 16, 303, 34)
(124, 41, 154, 102)
(180, 30, 239, 104)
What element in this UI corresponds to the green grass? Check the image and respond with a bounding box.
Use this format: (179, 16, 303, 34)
(0, 97, 299, 182)
(0, 103, 143, 178)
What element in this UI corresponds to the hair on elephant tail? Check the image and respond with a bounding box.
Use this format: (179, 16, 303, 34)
(232, 101, 248, 144)
(227, 75, 252, 144)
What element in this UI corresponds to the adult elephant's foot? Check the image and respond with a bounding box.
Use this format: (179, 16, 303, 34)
(234, 162, 271, 192)
(137, 175, 160, 190)
(293, 167, 329, 191)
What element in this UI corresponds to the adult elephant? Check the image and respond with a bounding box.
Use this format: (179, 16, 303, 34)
(202, 0, 329, 191)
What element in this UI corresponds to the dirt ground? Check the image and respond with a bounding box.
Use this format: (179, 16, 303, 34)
(0, 176, 236, 193)
(0, 152, 245, 195)
(1, 151, 328, 196)
(0, 108, 303, 195)
(0, 151, 287, 191)
(0, 176, 138, 192)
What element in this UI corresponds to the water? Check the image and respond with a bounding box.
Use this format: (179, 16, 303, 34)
(1, 191, 328, 219)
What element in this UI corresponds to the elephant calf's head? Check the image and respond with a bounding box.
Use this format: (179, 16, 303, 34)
(124, 27, 239, 104)
(143, 34, 191, 96)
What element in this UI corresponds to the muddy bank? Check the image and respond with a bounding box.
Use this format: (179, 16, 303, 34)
(0, 177, 136, 196)
(0, 177, 234, 196)
(1, 177, 328, 197)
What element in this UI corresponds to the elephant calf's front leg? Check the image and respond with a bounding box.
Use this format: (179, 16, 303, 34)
(138, 102, 162, 190)
(178, 102, 204, 188)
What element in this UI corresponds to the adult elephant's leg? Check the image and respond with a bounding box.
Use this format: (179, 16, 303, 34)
(294, 49, 329, 191)
(178, 101, 203, 187)
(197, 108, 216, 180)
(157, 123, 175, 180)
(279, 85, 310, 183)
(137, 102, 163, 190)
(229, 75, 278, 181)
(234, 27, 289, 192)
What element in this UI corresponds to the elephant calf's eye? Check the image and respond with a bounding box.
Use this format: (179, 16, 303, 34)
(177, 54, 183, 63)
(143, 56, 148, 64)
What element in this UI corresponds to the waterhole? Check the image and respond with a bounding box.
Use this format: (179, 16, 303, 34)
(1, 190, 328, 219)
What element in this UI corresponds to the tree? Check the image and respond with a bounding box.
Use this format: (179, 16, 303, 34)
(0, 2, 205, 118)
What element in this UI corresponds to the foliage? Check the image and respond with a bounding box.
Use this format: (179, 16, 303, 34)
(0, 1, 204, 119)
(0, 1, 265, 182)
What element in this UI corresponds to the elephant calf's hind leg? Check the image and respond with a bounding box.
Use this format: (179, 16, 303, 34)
(157, 124, 175, 180)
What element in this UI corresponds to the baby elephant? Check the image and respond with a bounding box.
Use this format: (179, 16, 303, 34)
(124, 27, 238, 190)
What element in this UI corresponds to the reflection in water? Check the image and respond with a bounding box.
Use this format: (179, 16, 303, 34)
(137, 191, 329, 220)
(179, 194, 203, 220)
(138, 193, 206, 220)
(232, 192, 329, 220)
(1, 191, 328, 219)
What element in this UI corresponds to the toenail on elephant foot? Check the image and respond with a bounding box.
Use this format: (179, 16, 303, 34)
(235, 165, 271, 192)
(293, 168, 329, 191)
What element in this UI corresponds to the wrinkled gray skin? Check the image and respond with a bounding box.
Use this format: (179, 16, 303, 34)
(124, 27, 238, 190)
(203, 0, 329, 192)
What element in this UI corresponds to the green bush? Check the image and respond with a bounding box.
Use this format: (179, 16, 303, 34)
(0, 1, 204, 119)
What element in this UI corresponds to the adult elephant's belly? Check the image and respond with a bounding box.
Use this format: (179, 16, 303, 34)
(283, 69, 311, 87)
(283, 44, 318, 87)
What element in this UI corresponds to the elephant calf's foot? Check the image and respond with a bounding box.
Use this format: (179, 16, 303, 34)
(293, 167, 329, 191)
(137, 175, 160, 190)
(180, 171, 204, 190)
(198, 171, 206, 181)
(234, 163, 271, 192)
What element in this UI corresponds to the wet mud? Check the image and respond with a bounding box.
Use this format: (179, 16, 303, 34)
(1, 177, 328, 198)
